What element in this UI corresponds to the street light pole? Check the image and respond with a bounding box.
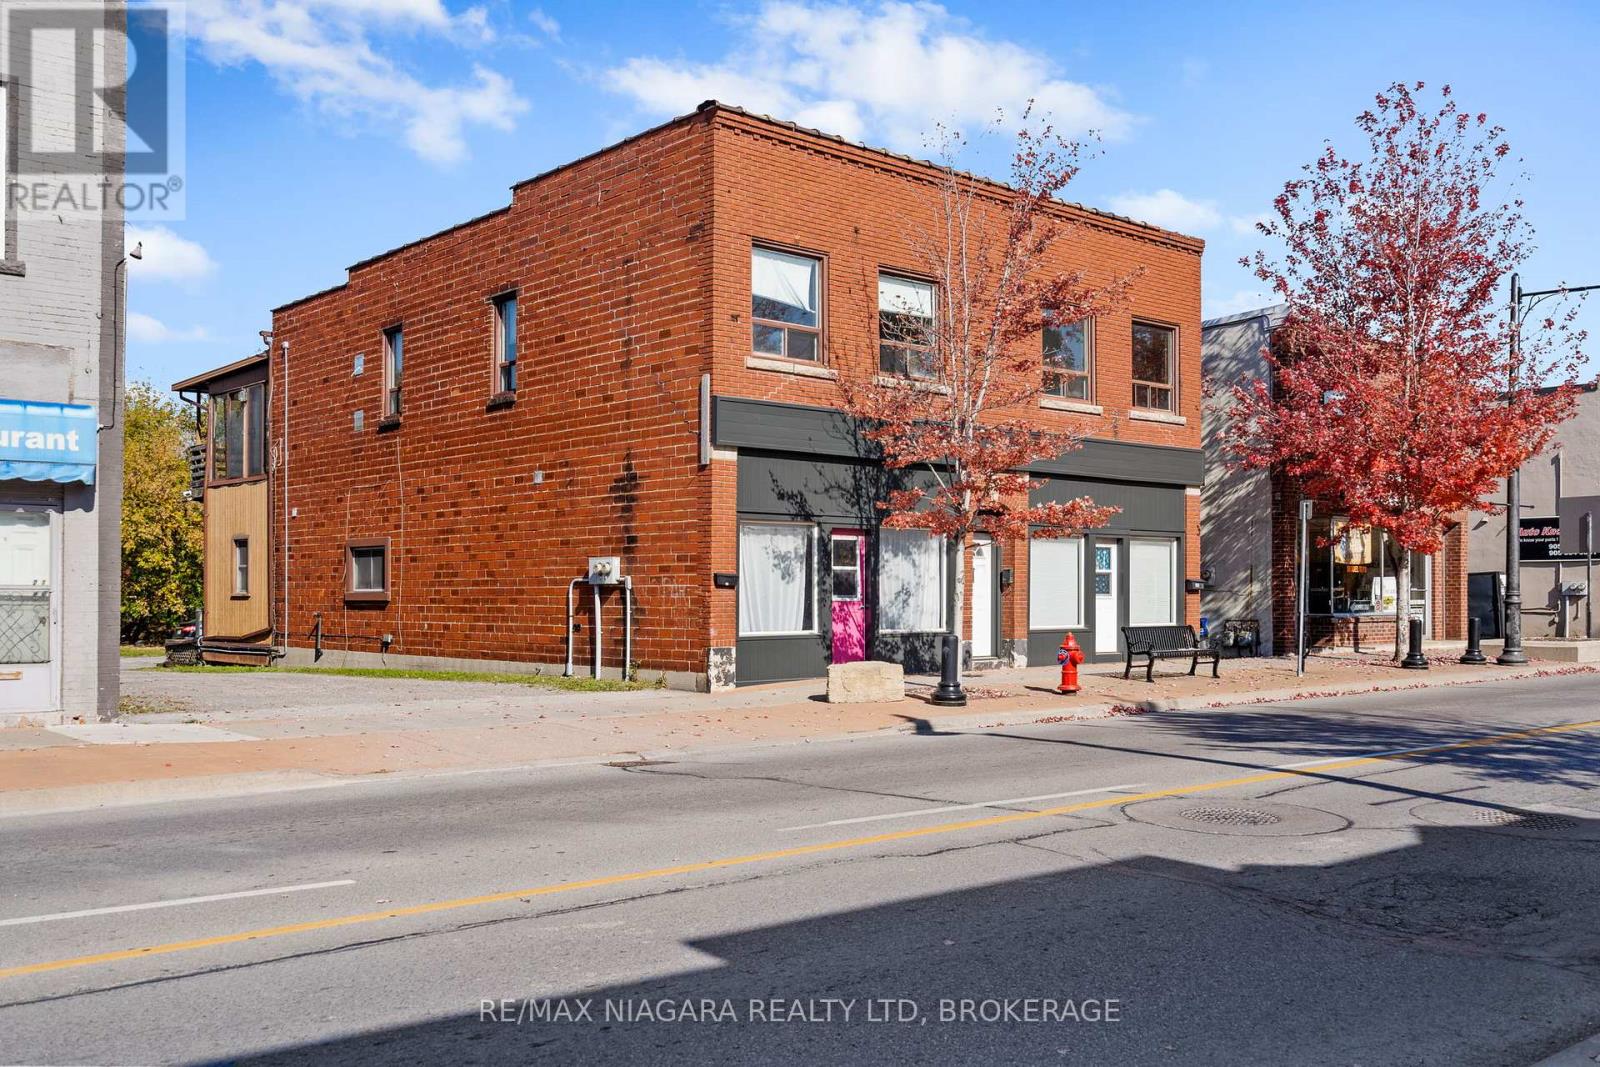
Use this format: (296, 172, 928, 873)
(1498, 273, 1527, 664)
(1497, 273, 1600, 665)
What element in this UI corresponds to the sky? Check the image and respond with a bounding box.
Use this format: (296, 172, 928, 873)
(126, 0, 1600, 389)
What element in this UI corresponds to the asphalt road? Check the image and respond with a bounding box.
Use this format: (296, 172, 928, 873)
(2, 673, 1598, 1065)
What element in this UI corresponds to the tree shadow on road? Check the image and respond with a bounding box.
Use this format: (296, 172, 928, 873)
(219, 812, 1600, 1066)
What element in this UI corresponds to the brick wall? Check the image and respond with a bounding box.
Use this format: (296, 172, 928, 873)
(267, 104, 1204, 682)
(271, 114, 717, 679)
(705, 112, 1203, 654)
(1270, 474, 1467, 654)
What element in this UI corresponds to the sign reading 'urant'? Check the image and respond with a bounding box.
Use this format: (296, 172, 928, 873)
(0, 400, 97, 484)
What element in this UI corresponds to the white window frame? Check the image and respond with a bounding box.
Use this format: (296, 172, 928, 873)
(1028, 534, 1085, 630)
(737, 521, 819, 637)
(1128, 537, 1178, 626)
(878, 272, 938, 380)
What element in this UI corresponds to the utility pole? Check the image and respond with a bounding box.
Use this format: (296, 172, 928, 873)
(1498, 276, 1527, 664)
(1498, 273, 1600, 664)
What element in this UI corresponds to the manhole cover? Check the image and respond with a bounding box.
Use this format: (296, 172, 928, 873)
(1410, 800, 1600, 839)
(1178, 806, 1282, 827)
(1472, 808, 1578, 831)
(1121, 797, 1349, 837)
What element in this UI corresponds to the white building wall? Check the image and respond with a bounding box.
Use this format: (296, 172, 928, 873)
(0, 1, 125, 720)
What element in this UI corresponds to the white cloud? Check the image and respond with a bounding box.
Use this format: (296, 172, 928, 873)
(188, 0, 527, 164)
(1229, 211, 1272, 237)
(603, 1, 1134, 151)
(1108, 189, 1222, 234)
(528, 8, 560, 39)
(126, 225, 218, 283)
(128, 313, 212, 343)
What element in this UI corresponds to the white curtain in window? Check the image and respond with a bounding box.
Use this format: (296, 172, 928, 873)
(878, 274, 934, 317)
(739, 524, 813, 634)
(878, 529, 945, 632)
(751, 248, 818, 318)
(1029, 537, 1083, 629)
(1129, 538, 1177, 625)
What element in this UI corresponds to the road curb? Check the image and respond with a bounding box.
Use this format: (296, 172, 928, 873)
(0, 663, 1578, 820)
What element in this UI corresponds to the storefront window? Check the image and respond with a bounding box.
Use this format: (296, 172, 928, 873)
(878, 529, 945, 632)
(738, 523, 816, 635)
(1316, 517, 1427, 616)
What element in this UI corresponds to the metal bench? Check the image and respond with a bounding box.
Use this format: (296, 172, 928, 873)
(1121, 624, 1220, 682)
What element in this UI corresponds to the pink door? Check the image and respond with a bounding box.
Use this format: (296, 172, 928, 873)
(830, 531, 867, 663)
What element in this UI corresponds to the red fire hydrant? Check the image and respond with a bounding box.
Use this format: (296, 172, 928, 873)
(1057, 633, 1085, 694)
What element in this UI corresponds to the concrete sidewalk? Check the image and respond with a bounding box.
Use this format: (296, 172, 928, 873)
(0, 650, 1589, 817)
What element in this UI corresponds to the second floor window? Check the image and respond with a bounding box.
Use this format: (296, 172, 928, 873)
(879, 274, 936, 379)
(210, 383, 265, 482)
(383, 325, 404, 417)
(751, 246, 822, 361)
(232, 537, 250, 596)
(1131, 321, 1176, 411)
(1043, 320, 1092, 400)
(493, 293, 517, 393)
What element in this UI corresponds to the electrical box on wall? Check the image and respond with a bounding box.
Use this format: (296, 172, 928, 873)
(588, 556, 623, 585)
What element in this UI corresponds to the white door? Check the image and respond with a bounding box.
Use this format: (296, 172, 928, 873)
(0, 509, 57, 713)
(1093, 541, 1118, 654)
(1129, 538, 1178, 626)
(971, 535, 994, 658)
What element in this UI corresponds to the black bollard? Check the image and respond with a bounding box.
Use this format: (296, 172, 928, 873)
(928, 633, 968, 707)
(1459, 617, 1487, 665)
(1400, 617, 1429, 669)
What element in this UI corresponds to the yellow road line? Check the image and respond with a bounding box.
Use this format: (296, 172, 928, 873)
(4, 715, 1598, 983)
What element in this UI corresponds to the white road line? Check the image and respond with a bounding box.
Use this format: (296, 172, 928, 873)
(0, 880, 357, 928)
(779, 784, 1148, 832)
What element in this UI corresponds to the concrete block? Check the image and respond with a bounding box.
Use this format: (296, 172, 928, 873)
(826, 660, 905, 704)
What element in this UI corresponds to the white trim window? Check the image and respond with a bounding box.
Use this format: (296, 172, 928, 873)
(877, 528, 945, 632)
(738, 523, 817, 635)
(1128, 537, 1177, 625)
(1029, 535, 1085, 630)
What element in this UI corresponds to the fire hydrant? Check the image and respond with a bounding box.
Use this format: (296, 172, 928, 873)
(1056, 633, 1085, 694)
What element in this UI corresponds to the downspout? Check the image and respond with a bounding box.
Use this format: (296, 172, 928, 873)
(281, 340, 291, 657)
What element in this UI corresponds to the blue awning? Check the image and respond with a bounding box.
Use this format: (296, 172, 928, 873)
(0, 400, 97, 485)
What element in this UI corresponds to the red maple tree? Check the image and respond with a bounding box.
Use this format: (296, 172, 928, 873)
(844, 116, 1133, 663)
(1228, 82, 1585, 656)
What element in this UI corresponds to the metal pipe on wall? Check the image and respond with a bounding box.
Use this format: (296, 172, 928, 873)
(592, 583, 602, 681)
(564, 578, 582, 677)
(623, 576, 633, 681)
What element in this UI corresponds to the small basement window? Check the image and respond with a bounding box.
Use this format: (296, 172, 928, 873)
(347, 539, 390, 602)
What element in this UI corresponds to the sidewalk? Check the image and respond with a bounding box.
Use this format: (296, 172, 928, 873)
(0, 651, 1589, 817)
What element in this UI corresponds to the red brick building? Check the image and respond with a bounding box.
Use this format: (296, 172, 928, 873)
(255, 103, 1205, 688)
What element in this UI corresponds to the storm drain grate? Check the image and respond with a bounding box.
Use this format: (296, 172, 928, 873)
(1177, 806, 1282, 827)
(1473, 808, 1578, 831)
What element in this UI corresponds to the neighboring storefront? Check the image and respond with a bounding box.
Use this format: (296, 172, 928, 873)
(0, 401, 99, 717)
(1202, 306, 1467, 653)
